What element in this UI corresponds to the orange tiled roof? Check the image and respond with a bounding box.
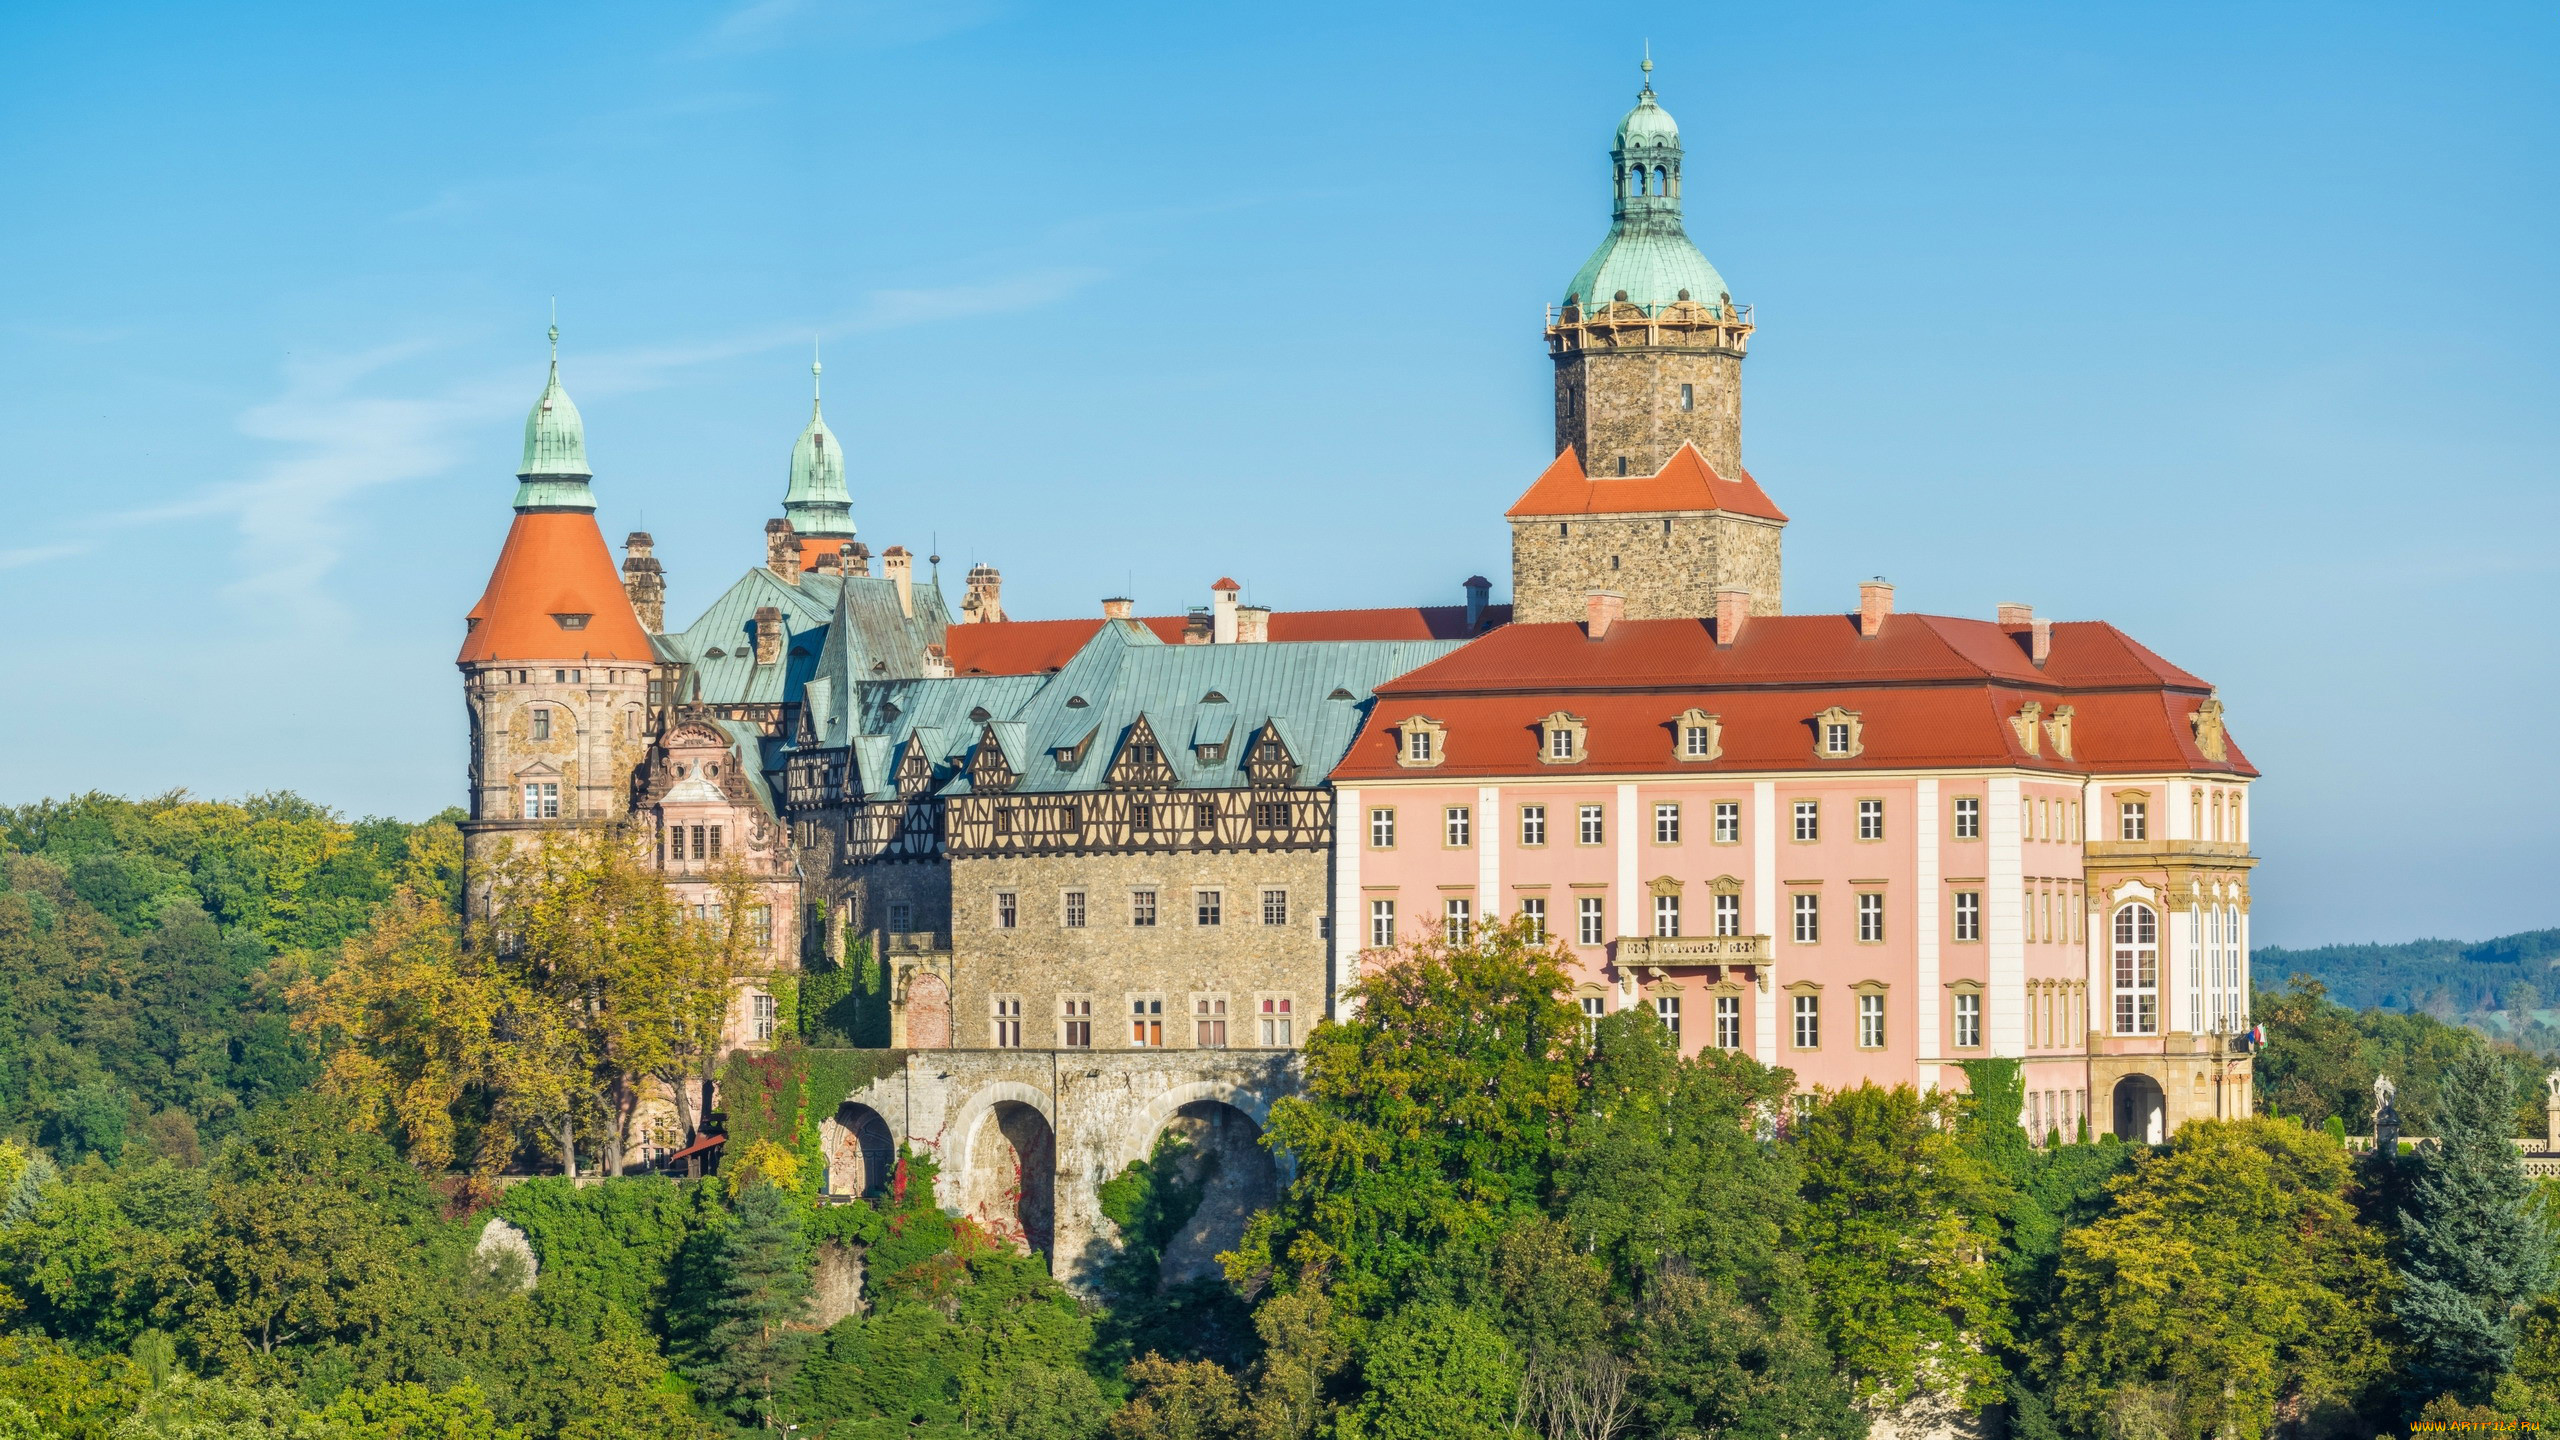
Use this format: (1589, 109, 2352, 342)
(458, 511, 655, 664)
(1504, 442, 1787, 522)
(940, 605, 1512, 675)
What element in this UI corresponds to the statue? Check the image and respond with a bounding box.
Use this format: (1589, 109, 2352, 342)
(2374, 1073, 2401, 1157)
(2546, 1070, 2559, 1105)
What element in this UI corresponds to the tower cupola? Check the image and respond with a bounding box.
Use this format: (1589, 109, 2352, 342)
(782, 354, 856, 540)
(513, 324, 596, 513)
(1564, 59, 1732, 317)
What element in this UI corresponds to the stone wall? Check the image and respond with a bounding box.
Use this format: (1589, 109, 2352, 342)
(1555, 346, 1743, 479)
(947, 850, 1329, 1052)
(1508, 511, 1784, 624)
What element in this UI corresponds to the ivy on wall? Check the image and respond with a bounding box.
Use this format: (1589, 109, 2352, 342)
(717, 1046, 906, 1194)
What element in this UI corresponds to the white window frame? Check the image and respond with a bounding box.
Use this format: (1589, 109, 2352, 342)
(1857, 891, 1884, 943)
(1954, 891, 1981, 943)
(1369, 899, 1396, 948)
(1519, 896, 1547, 940)
(1578, 804, 1606, 846)
(1857, 992, 1886, 1049)
(1792, 993, 1820, 1049)
(1445, 806, 1471, 847)
(1954, 991, 1982, 1048)
(1519, 804, 1547, 846)
(1370, 807, 1396, 848)
(1577, 895, 1606, 946)
(1954, 796, 1981, 840)
(1444, 897, 1471, 944)
(1653, 893, 1680, 938)
(1713, 801, 1740, 843)
(1654, 803, 1681, 844)
(2112, 903, 2160, 1035)
(1713, 892, 1740, 937)
(1714, 993, 1741, 1050)
(1857, 798, 1884, 841)
(1792, 800, 1819, 842)
(1792, 892, 1820, 944)
(1655, 993, 1682, 1041)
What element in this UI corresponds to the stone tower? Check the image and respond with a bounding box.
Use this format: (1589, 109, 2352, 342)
(1549, 61, 1754, 480)
(457, 329, 657, 871)
(775, 354, 858, 572)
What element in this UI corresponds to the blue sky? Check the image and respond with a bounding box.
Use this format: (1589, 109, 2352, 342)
(0, 1, 2552, 946)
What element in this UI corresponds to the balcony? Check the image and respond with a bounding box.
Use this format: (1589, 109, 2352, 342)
(1612, 934, 1771, 966)
(884, 930, 948, 956)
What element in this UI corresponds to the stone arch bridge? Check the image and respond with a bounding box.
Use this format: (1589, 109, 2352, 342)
(812, 1049, 1300, 1290)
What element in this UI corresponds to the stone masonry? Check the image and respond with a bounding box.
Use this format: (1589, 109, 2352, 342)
(1507, 510, 1783, 624)
(1550, 299, 1750, 479)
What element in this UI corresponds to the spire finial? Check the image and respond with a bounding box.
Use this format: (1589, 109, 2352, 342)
(548, 298, 559, 366)
(1641, 41, 1653, 95)
(811, 336, 824, 415)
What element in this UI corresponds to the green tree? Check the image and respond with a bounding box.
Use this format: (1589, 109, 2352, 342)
(1231, 917, 1581, 1312)
(1339, 1303, 1516, 1440)
(1789, 1083, 2011, 1413)
(2397, 1048, 2553, 1407)
(690, 1184, 812, 1427)
(2054, 1119, 2393, 1440)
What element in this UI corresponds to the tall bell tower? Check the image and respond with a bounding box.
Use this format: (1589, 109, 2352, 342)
(1549, 59, 1753, 480)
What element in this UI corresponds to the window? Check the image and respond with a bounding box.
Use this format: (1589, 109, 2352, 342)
(1259, 997, 1293, 1046)
(1714, 801, 1740, 843)
(521, 782, 559, 819)
(1195, 997, 1228, 1048)
(1654, 893, 1681, 937)
(1577, 896, 1606, 946)
(1063, 891, 1087, 928)
(1954, 796, 1981, 840)
(1679, 382, 1695, 411)
(1792, 892, 1820, 943)
(1130, 799, 1154, 833)
(750, 904, 774, 947)
(1549, 726, 1577, 761)
(1684, 724, 1716, 758)
(1823, 722, 1853, 756)
(1369, 899, 1396, 948)
(689, 824, 706, 860)
(1197, 890, 1222, 926)
(1655, 993, 1682, 1041)
(1445, 806, 1471, 847)
(1713, 892, 1740, 936)
(1793, 801, 1819, 841)
(992, 997, 1023, 1048)
(2119, 799, 2149, 842)
(1370, 808, 1396, 848)
(1406, 729, 1434, 763)
(1579, 805, 1606, 845)
(1131, 998, 1163, 1047)
(1857, 892, 1884, 943)
(1857, 799, 1884, 840)
(996, 892, 1018, 929)
(1250, 799, 1282, 829)
(1857, 992, 1886, 1049)
(1793, 994, 1820, 1049)
(1654, 803, 1681, 844)
(1132, 890, 1158, 927)
(1581, 994, 1606, 1041)
(1954, 891, 1981, 942)
(1520, 805, 1547, 846)
(1954, 992, 1982, 1048)
(530, 708, 551, 741)
(1444, 898, 1472, 943)
(2112, 904, 2160, 1035)
(1520, 896, 1547, 940)
(887, 901, 912, 933)
(708, 826, 722, 859)
(1062, 998, 1093, 1048)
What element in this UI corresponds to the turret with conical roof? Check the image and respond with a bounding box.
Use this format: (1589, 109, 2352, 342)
(1547, 57, 1756, 481)
(781, 354, 856, 540)
(514, 325, 598, 512)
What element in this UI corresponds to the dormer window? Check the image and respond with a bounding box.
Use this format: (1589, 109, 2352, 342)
(553, 613, 590, 630)
(1673, 708, 1722, 762)
(1537, 712, 1588, 765)
(1812, 706, 1865, 760)
(1394, 716, 1446, 770)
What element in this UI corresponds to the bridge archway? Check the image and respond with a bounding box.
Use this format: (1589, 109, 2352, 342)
(821, 1101, 897, 1199)
(951, 1082, 1056, 1259)
(1115, 1084, 1281, 1286)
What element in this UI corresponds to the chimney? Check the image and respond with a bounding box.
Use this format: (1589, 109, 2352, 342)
(1585, 590, 1624, 640)
(1997, 601, 2034, 629)
(1211, 577, 1241, 643)
(839, 542, 870, 577)
(2030, 617, 2053, 668)
(812, 550, 841, 577)
(752, 606, 784, 666)
(621, 532, 665, 634)
(1463, 575, 1491, 634)
(1101, 596, 1134, 620)
(1236, 605, 1271, 643)
(1182, 608, 1212, 645)
(962, 564, 1006, 625)
(765, 519, 801, 583)
(1715, 587, 1752, 648)
(1858, 579, 1894, 638)
(882, 546, 913, 617)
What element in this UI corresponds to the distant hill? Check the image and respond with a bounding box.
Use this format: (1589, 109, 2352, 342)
(2254, 928, 2560, 1013)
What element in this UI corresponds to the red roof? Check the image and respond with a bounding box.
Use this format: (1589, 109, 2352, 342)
(1505, 442, 1788, 523)
(1332, 612, 2250, 780)
(459, 511, 655, 664)
(941, 604, 1512, 675)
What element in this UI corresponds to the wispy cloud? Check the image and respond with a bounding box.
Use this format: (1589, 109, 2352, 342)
(0, 542, 92, 570)
(692, 0, 1001, 58)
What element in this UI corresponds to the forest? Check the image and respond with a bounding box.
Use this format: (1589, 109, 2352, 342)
(0, 790, 2554, 1439)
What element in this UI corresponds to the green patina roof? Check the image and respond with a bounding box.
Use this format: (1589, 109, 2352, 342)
(514, 326, 596, 512)
(783, 358, 855, 539)
(1563, 80, 1734, 317)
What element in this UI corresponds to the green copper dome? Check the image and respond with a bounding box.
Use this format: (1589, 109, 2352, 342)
(1563, 74, 1734, 318)
(513, 326, 597, 512)
(782, 357, 855, 539)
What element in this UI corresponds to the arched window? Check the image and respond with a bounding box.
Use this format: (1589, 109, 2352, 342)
(1653, 166, 1668, 195)
(1632, 167, 1648, 196)
(2112, 903, 2159, 1035)
(2187, 903, 2203, 1034)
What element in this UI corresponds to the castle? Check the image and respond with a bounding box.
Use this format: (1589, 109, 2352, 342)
(457, 67, 2256, 1260)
